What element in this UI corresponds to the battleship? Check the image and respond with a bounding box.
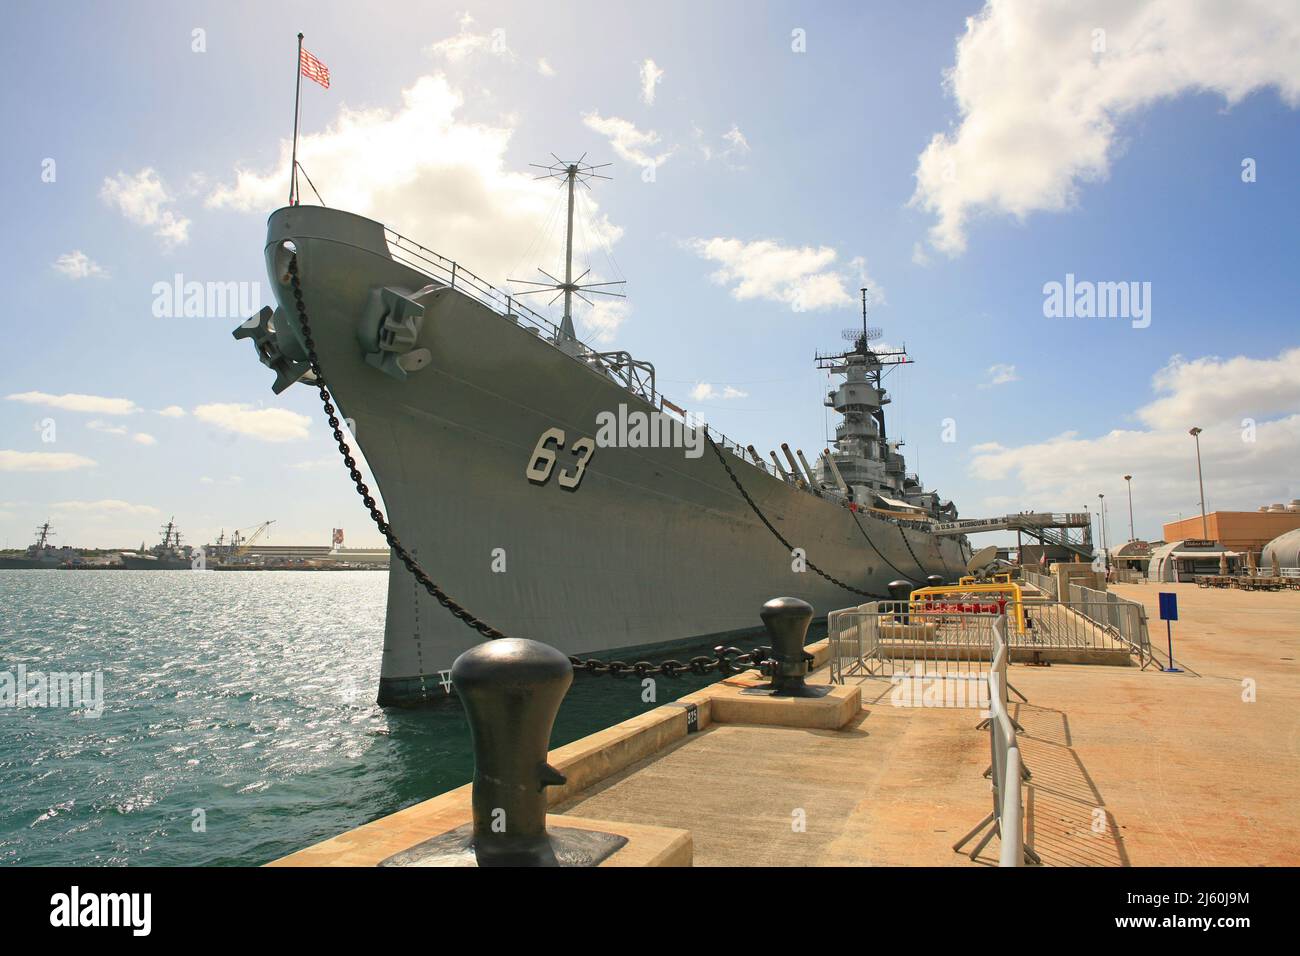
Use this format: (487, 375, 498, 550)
(120, 519, 195, 570)
(234, 160, 970, 704)
(0, 522, 78, 569)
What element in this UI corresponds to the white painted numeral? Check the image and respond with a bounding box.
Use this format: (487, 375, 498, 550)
(527, 428, 595, 490)
(526, 427, 565, 483)
(558, 437, 595, 490)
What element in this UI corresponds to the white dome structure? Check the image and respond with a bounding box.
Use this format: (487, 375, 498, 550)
(1261, 527, 1300, 571)
(1147, 539, 1241, 583)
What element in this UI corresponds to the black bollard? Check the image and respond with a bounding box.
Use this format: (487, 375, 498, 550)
(381, 638, 626, 867)
(887, 579, 915, 623)
(926, 574, 945, 589)
(453, 638, 572, 866)
(761, 597, 821, 697)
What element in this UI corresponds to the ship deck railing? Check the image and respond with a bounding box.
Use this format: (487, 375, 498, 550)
(383, 227, 826, 490)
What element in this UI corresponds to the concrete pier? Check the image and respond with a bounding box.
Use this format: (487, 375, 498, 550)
(270, 583, 1300, 867)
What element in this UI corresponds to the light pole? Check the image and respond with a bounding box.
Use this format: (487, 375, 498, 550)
(1098, 493, 1108, 569)
(1189, 427, 1208, 538)
(1123, 474, 1135, 543)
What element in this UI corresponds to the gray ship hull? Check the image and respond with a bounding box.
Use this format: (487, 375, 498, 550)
(253, 207, 969, 705)
(120, 555, 191, 570)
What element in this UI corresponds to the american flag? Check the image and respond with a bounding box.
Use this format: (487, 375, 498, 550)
(300, 47, 330, 89)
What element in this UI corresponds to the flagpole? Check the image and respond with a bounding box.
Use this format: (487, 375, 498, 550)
(289, 32, 304, 206)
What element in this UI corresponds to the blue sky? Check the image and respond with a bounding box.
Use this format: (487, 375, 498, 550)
(2, 0, 1298, 549)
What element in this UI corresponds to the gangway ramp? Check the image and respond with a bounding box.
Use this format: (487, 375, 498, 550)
(932, 512, 1094, 560)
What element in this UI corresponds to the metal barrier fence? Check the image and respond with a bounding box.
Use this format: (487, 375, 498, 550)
(828, 601, 998, 683)
(953, 614, 1040, 866)
(830, 596, 1154, 680)
(1065, 585, 1153, 665)
(1019, 569, 1057, 599)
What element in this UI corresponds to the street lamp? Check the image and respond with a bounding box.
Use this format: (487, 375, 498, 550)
(1098, 493, 1108, 568)
(1123, 474, 1135, 543)
(1189, 427, 1208, 538)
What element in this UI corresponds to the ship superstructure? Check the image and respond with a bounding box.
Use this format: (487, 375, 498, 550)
(816, 292, 958, 522)
(233, 163, 970, 704)
(121, 519, 194, 570)
(0, 522, 78, 569)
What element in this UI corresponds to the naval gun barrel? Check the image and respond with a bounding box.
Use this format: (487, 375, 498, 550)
(821, 449, 851, 498)
(780, 444, 809, 488)
(769, 451, 791, 482)
(795, 448, 820, 489)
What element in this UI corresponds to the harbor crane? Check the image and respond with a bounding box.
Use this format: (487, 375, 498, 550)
(228, 520, 276, 561)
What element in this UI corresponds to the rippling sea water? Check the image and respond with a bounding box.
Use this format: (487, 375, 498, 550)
(0, 570, 737, 866)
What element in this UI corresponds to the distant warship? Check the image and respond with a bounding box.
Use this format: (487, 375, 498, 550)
(121, 519, 194, 570)
(235, 160, 970, 704)
(0, 522, 77, 569)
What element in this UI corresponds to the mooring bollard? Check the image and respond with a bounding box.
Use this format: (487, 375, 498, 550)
(926, 573, 945, 589)
(380, 638, 627, 867)
(761, 596, 819, 696)
(451, 638, 572, 865)
(887, 579, 915, 623)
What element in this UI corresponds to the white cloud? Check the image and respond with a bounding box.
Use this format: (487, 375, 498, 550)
(582, 112, 674, 171)
(100, 168, 190, 247)
(291, 457, 336, 471)
(6, 391, 138, 415)
(52, 250, 108, 279)
(87, 419, 158, 445)
(684, 237, 872, 312)
(156, 405, 186, 418)
(911, 0, 1300, 257)
(722, 124, 749, 156)
(639, 58, 664, 105)
(193, 403, 311, 442)
(697, 124, 751, 168)
(427, 14, 514, 63)
(50, 499, 160, 518)
(911, 242, 931, 266)
(1138, 349, 1300, 429)
(208, 74, 623, 290)
(537, 57, 555, 77)
(0, 451, 96, 472)
(968, 346, 1300, 529)
(691, 383, 749, 401)
(577, 299, 630, 346)
(981, 363, 1019, 388)
(87, 419, 127, 436)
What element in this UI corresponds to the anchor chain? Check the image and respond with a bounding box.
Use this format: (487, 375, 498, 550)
(568, 644, 775, 678)
(285, 255, 792, 679)
(706, 434, 875, 598)
(847, 504, 912, 581)
(287, 256, 511, 642)
(896, 524, 929, 580)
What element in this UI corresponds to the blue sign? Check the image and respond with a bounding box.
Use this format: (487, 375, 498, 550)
(1159, 592, 1178, 621)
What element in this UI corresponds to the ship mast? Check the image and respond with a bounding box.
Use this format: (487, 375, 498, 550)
(509, 155, 626, 346)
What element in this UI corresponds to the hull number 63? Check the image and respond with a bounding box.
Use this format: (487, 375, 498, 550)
(526, 427, 595, 490)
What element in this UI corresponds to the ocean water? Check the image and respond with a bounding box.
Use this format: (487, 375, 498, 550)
(0, 570, 740, 866)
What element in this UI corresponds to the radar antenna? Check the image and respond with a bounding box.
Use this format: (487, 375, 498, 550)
(841, 288, 882, 351)
(508, 155, 626, 343)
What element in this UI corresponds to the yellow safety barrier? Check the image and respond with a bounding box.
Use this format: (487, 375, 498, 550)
(909, 582, 1027, 635)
